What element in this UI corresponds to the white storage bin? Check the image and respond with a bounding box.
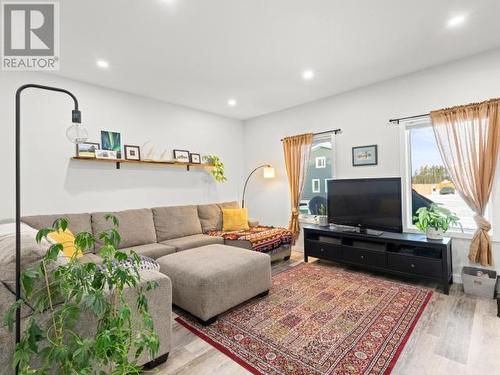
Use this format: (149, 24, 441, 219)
(461, 266, 497, 299)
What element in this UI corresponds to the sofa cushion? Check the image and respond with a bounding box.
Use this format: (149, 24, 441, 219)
(0, 223, 66, 292)
(161, 234, 223, 251)
(92, 208, 157, 249)
(120, 243, 176, 259)
(22, 213, 92, 234)
(197, 203, 222, 233)
(218, 201, 239, 210)
(152, 205, 202, 242)
(80, 253, 103, 264)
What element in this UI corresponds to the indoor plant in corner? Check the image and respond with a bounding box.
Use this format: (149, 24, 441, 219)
(414, 203, 461, 240)
(4, 215, 160, 374)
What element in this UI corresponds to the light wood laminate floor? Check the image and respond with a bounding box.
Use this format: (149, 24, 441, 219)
(153, 251, 500, 375)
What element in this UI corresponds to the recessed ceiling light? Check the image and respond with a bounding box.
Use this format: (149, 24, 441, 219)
(302, 70, 315, 80)
(96, 59, 110, 69)
(227, 99, 237, 107)
(447, 14, 467, 28)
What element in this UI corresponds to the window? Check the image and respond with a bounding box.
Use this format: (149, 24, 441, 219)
(403, 119, 477, 232)
(312, 179, 320, 193)
(299, 133, 335, 217)
(315, 156, 326, 168)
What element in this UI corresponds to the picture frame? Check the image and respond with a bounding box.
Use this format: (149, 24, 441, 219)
(124, 145, 141, 161)
(101, 130, 121, 152)
(76, 142, 100, 158)
(173, 149, 190, 163)
(95, 149, 117, 160)
(352, 145, 378, 166)
(190, 153, 201, 164)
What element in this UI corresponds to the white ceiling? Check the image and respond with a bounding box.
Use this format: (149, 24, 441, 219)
(56, 0, 500, 120)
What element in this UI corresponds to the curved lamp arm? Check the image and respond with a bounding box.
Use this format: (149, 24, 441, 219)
(15, 84, 82, 373)
(241, 164, 271, 208)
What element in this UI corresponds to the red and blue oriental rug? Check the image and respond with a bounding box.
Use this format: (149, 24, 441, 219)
(176, 263, 431, 374)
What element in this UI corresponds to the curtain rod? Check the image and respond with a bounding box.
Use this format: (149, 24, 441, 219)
(280, 128, 341, 141)
(389, 113, 430, 124)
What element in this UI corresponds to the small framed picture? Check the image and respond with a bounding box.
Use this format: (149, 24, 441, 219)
(95, 149, 117, 160)
(352, 145, 378, 166)
(190, 153, 201, 164)
(124, 145, 141, 161)
(76, 142, 100, 158)
(101, 130, 121, 151)
(173, 149, 190, 163)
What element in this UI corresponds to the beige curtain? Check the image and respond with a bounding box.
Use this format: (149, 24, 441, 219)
(282, 133, 313, 239)
(430, 99, 500, 266)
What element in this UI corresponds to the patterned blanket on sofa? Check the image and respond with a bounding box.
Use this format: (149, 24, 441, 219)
(206, 226, 293, 253)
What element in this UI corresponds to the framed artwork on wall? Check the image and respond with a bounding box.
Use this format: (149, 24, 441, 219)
(76, 142, 100, 158)
(124, 145, 141, 160)
(190, 153, 201, 164)
(352, 145, 378, 166)
(173, 149, 190, 163)
(101, 130, 121, 152)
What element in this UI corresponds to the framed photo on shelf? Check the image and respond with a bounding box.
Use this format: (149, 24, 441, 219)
(124, 145, 141, 161)
(189, 153, 201, 164)
(76, 142, 100, 158)
(173, 149, 190, 163)
(352, 145, 378, 166)
(95, 149, 117, 160)
(101, 130, 121, 151)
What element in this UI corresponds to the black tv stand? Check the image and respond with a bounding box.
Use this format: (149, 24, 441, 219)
(303, 224, 453, 294)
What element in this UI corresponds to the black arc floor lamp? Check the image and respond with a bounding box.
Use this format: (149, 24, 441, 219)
(14, 84, 87, 373)
(241, 164, 275, 208)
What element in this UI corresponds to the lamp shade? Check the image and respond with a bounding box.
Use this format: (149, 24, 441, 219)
(263, 166, 275, 179)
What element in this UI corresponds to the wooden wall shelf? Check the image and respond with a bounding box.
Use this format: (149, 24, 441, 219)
(71, 156, 214, 171)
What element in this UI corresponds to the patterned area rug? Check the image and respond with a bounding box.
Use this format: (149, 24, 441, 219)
(176, 263, 432, 375)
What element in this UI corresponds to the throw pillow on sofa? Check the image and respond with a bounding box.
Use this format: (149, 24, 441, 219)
(47, 229, 82, 259)
(222, 208, 250, 231)
(0, 222, 67, 292)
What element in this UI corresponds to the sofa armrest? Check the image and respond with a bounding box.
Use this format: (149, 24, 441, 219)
(248, 218, 259, 227)
(123, 270, 172, 366)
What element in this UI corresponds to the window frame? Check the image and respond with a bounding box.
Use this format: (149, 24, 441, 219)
(311, 178, 320, 193)
(399, 117, 489, 238)
(315, 156, 326, 168)
(299, 133, 336, 221)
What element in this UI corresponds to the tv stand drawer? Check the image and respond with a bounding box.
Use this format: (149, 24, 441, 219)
(387, 253, 442, 278)
(306, 240, 342, 261)
(343, 246, 386, 268)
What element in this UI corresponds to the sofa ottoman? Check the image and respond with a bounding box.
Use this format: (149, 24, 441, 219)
(157, 244, 271, 324)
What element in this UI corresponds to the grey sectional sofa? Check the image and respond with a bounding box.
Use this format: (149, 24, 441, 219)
(0, 201, 290, 373)
(22, 201, 291, 263)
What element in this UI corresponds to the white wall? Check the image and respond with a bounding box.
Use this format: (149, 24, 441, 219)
(0, 72, 244, 218)
(243, 48, 500, 279)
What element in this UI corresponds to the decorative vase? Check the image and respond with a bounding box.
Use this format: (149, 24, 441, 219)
(318, 216, 329, 227)
(426, 227, 444, 240)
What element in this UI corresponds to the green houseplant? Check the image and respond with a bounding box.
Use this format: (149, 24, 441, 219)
(203, 155, 227, 182)
(317, 203, 328, 227)
(4, 215, 160, 374)
(413, 203, 461, 240)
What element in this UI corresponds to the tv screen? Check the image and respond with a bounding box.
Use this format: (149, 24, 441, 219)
(327, 178, 402, 233)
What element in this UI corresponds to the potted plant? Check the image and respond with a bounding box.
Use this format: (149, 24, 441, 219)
(203, 155, 227, 182)
(317, 203, 328, 227)
(414, 203, 461, 240)
(4, 216, 160, 374)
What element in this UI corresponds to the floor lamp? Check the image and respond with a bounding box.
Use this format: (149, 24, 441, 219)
(241, 164, 275, 208)
(14, 84, 87, 373)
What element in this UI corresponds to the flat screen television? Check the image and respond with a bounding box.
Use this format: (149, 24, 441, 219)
(327, 177, 402, 233)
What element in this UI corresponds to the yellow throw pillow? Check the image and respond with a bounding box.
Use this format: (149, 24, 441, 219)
(222, 208, 250, 231)
(47, 229, 82, 259)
